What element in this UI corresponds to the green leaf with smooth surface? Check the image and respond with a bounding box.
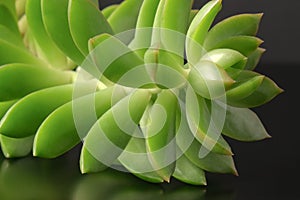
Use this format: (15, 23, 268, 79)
(152, 0, 193, 64)
(102, 4, 118, 19)
(228, 70, 283, 107)
(0, 64, 74, 101)
(204, 13, 263, 49)
(187, 0, 221, 46)
(80, 146, 107, 173)
(68, 0, 113, 55)
(89, 34, 153, 88)
(183, 140, 238, 175)
(33, 87, 126, 158)
(244, 48, 265, 70)
(0, 0, 17, 19)
(226, 75, 264, 102)
(144, 90, 177, 181)
(0, 100, 17, 119)
(222, 106, 270, 141)
(173, 154, 207, 185)
(0, 85, 74, 138)
(0, 25, 24, 48)
(119, 137, 164, 183)
(0, 135, 34, 158)
(107, 0, 143, 34)
(207, 36, 263, 56)
(82, 90, 151, 170)
(129, 0, 160, 56)
(0, 39, 45, 66)
(188, 61, 234, 99)
(41, 0, 85, 64)
(201, 48, 247, 71)
(0, 5, 19, 35)
(186, 93, 232, 155)
(26, 0, 68, 69)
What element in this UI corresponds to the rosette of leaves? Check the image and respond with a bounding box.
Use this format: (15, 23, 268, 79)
(0, 0, 282, 185)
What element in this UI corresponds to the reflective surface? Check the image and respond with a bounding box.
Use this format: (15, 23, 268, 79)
(0, 147, 235, 200)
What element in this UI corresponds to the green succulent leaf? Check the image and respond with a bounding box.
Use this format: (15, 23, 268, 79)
(0, 39, 46, 66)
(80, 146, 107, 173)
(244, 48, 265, 70)
(41, 0, 85, 64)
(0, 25, 24, 48)
(228, 70, 283, 107)
(173, 154, 207, 186)
(26, 0, 68, 69)
(89, 33, 153, 88)
(102, 4, 118, 19)
(0, 63, 74, 101)
(226, 75, 264, 102)
(0, 85, 74, 138)
(152, 0, 193, 64)
(207, 35, 263, 56)
(0, 100, 18, 119)
(183, 140, 238, 175)
(0, 4, 19, 35)
(188, 9, 199, 25)
(107, 0, 143, 35)
(188, 61, 235, 99)
(68, 0, 113, 56)
(82, 89, 151, 171)
(129, 0, 160, 56)
(33, 87, 126, 158)
(0, 135, 34, 158)
(186, 92, 232, 155)
(222, 106, 271, 141)
(187, 0, 221, 46)
(144, 90, 177, 181)
(118, 137, 164, 183)
(201, 48, 247, 78)
(204, 13, 263, 50)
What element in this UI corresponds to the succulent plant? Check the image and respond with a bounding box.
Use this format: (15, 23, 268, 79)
(0, 0, 282, 185)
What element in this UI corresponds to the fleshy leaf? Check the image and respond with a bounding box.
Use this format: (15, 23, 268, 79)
(183, 140, 238, 175)
(173, 154, 207, 186)
(0, 63, 74, 101)
(68, 0, 113, 55)
(228, 70, 283, 107)
(0, 135, 34, 158)
(144, 90, 177, 181)
(82, 90, 151, 170)
(207, 36, 263, 56)
(244, 48, 265, 70)
(185, 92, 233, 155)
(26, 0, 68, 69)
(204, 13, 263, 49)
(0, 39, 46, 66)
(102, 4, 118, 19)
(89, 33, 153, 88)
(226, 75, 264, 102)
(33, 87, 126, 158)
(0, 85, 74, 138)
(222, 106, 271, 141)
(41, 0, 85, 64)
(0, 5, 19, 35)
(118, 137, 164, 183)
(107, 0, 143, 34)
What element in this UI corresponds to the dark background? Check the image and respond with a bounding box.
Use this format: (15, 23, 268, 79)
(1, 1, 299, 199)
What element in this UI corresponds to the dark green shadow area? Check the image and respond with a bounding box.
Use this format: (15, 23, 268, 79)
(0, 146, 235, 200)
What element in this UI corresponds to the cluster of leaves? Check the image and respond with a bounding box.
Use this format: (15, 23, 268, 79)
(0, 0, 282, 185)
